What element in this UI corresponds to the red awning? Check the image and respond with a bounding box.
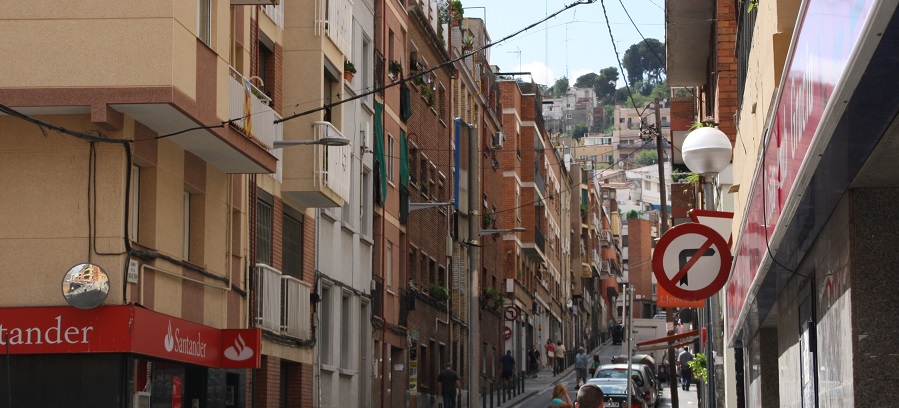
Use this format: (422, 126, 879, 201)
(635, 330, 700, 352)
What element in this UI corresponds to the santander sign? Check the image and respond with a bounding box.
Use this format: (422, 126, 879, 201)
(0, 305, 260, 369)
(0, 315, 94, 346)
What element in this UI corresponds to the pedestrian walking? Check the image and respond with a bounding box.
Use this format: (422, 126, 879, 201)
(555, 341, 567, 374)
(575, 383, 605, 408)
(574, 347, 589, 388)
(588, 354, 600, 377)
(500, 350, 516, 389)
(549, 383, 573, 408)
(545, 339, 556, 374)
(678, 346, 695, 391)
(527, 345, 539, 377)
(436, 363, 461, 408)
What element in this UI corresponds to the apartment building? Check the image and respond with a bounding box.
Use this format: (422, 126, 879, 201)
(612, 103, 670, 168)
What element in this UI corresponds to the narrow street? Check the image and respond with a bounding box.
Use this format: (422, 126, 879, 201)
(513, 343, 699, 408)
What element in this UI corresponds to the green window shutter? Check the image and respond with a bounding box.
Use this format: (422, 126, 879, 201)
(374, 101, 387, 206)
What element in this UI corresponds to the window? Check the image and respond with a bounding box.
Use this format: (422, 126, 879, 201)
(282, 211, 304, 279)
(362, 169, 372, 236)
(130, 165, 140, 242)
(362, 38, 372, 106)
(182, 191, 191, 260)
(256, 199, 273, 265)
(198, 0, 211, 45)
(566, 114, 572, 119)
(341, 294, 352, 368)
(387, 134, 395, 183)
(321, 285, 332, 364)
(386, 243, 393, 290)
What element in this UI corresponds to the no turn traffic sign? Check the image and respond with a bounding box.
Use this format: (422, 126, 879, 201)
(503, 326, 512, 340)
(504, 306, 519, 321)
(652, 223, 732, 301)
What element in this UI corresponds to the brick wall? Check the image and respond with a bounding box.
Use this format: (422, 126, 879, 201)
(716, 0, 738, 142)
(670, 97, 695, 132)
(627, 219, 654, 318)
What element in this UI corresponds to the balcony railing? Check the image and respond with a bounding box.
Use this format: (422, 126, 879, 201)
(255, 264, 312, 339)
(313, 121, 351, 204)
(315, 0, 352, 56)
(255, 264, 282, 332)
(229, 67, 283, 152)
(263, 1, 284, 29)
(282, 276, 312, 339)
(535, 165, 546, 196)
(535, 226, 546, 253)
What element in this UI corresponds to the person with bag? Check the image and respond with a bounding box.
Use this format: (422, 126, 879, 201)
(545, 339, 556, 374)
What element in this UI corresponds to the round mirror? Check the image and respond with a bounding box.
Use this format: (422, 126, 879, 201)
(62, 263, 110, 310)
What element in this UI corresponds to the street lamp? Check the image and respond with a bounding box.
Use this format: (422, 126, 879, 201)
(681, 125, 731, 408)
(409, 201, 454, 212)
(272, 135, 350, 148)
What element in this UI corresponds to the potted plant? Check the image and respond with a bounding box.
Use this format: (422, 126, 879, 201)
(344, 59, 357, 82)
(450, 0, 464, 26)
(428, 283, 449, 303)
(482, 213, 494, 229)
(461, 34, 474, 51)
(388, 60, 403, 80)
(419, 83, 435, 107)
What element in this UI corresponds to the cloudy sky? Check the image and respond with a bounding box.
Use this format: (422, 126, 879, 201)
(460, 0, 665, 87)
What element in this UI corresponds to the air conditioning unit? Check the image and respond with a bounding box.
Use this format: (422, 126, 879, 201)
(491, 132, 505, 149)
(133, 392, 151, 408)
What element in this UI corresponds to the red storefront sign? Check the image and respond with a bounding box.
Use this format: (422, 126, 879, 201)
(726, 0, 879, 343)
(0, 305, 260, 369)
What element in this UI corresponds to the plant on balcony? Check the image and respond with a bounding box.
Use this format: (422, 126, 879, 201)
(483, 286, 504, 312)
(450, 0, 464, 25)
(461, 34, 474, 51)
(747, 0, 759, 12)
(344, 59, 357, 82)
(482, 213, 495, 229)
(428, 283, 449, 303)
(580, 204, 588, 219)
(419, 83, 435, 106)
(388, 60, 403, 80)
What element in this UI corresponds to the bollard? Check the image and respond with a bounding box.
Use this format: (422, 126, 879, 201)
(520, 372, 524, 394)
(482, 384, 487, 408)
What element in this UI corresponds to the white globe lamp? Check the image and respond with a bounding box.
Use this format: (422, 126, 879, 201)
(681, 127, 732, 175)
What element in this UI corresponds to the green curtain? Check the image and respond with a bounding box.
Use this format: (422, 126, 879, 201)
(400, 83, 413, 121)
(374, 101, 387, 206)
(400, 131, 409, 187)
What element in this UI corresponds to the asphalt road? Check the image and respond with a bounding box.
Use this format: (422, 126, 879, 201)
(514, 344, 699, 408)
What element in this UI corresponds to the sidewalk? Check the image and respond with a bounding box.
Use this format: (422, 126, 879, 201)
(496, 342, 612, 408)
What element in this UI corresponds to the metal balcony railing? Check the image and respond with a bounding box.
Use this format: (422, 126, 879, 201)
(281, 276, 312, 339)
(263, 1, 284, 29)
(315, 0, 353, 56)
(255, 264, 282, 333)
(228, 68, 283, 153)
(313, 121, 352, 203)
(535, 226, 546, 252)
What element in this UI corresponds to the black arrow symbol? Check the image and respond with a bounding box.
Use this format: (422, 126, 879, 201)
(677, 247, 716, 286)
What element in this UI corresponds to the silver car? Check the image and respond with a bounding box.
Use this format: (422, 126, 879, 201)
(589, 364, 659, 408)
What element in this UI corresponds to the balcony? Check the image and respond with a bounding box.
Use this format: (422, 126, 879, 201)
(229, 68, 282, 152)
(262, 1, 284, 29)
(524, 225, 547, 261)
(282, 122, 352, 208)
(254, 264, 312, 340)
(315, 0, 353, 56)
(600, 260, 611, 279)
(666, 0, 714, 86)
(601, 229, 612, 246)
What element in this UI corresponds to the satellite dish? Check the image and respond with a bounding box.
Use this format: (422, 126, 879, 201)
(62, 263, 110, 310)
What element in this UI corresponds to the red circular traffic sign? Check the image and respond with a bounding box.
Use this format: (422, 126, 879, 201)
(652, 222, 732, 301)
(503, 326, 512, 340)
(504, 306, 519, 321)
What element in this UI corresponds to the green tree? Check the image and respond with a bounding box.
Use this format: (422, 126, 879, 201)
(622, 38, 666, 85)
(594, 67, 619, 102)
(572, 123, 589, 139)
(634, 150, 658, 166)
(552, 76, 569, 98)
(574, 72, 599, 88)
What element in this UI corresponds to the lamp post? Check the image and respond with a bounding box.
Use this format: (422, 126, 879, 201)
(681, 125, 731, 408)
(272, 135, 351, 148)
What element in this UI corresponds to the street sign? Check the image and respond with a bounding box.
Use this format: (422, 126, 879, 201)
(689, 210, 734, 245)
(653, 223, 732, 301)
(503, 326, 512, 340)
(657, 285, 705, 308)
(504, 306, 519, 321)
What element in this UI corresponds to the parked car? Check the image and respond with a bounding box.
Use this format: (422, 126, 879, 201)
(590, 364, 659, 408)
(580, 381, 649, 408)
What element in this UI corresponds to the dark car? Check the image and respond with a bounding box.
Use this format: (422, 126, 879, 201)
(580, 381, 649, 408)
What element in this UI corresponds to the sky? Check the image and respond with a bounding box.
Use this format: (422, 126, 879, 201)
(460, 0, 665, 87)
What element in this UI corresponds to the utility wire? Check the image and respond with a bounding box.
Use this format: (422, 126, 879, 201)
(276, 0, 597, 124)
(599, 0, 647, 120)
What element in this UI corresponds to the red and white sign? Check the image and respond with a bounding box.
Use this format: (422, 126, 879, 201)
(726, 0, 881, 342)
(0, 305, 261, 369)
(504, 306, 519, 321)
(653, 223, 732, 301)
(503, 326, 512, 340)
(656, 286, 705, 308)
(689, 210, 734, 246)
